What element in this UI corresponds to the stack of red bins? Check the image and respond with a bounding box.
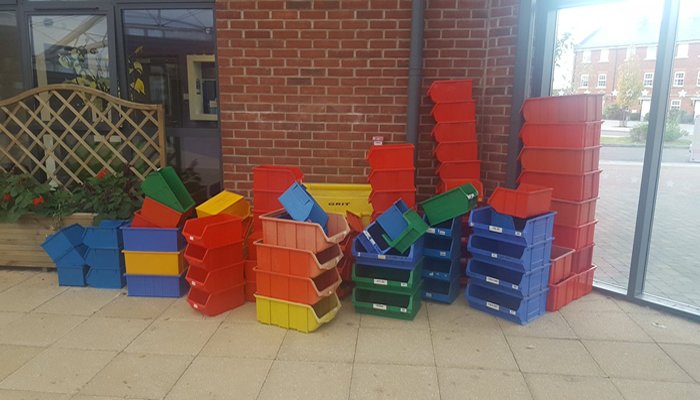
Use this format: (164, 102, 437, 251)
(367, 144, 416, 219)
(183, 214, 245, 316)
(247, 165, 304, 301)
(518, 94, 603, 309)
(428, 79, 482, 197)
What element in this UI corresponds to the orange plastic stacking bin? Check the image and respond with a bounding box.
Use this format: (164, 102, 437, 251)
(553, 221, 597, 251)
(436, 161, 481, 180)
(184, 241, 244, 269)
(522, 94, 603, 123)
(182, 214, 243, 248)
(187, 284, 245, 316)
(546, 273, 577, 311)
(244, 260, 256, 281)
(519, 146, 601, 174)
(434, 141, 479, 162)
(186, 262, 244, 292)
(252, 165, 303, 192)
(518, 170, 601, 202)
(367, 144, 414, 169)
(487, 184, 553, 219)
(436, 179, 483, 201)
(432, 121, 477, 142)
(428, 79, 473, 102)
(254, 267, 341, 304)
(549, 246, 574, 284)
(574, 265, 596, 298)
(520, 122, 602, 148)
(551, 197, 597, 226)
(571, 243, 594, 273)
(131, 210, 159, 228)
(255, 240, 343, 277)
(368, 169, 415, 190)
(140, 197, 193, 228)
(260, 210, 350, 252)
(431, 101, 477, 122)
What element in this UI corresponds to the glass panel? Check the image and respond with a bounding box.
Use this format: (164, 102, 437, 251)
(29, 15, 110, 91)
(552, 1, 663, 290)
(166, 136, 221, 204)
(0, 11, 23, 99)
(645, 0, 700, 312)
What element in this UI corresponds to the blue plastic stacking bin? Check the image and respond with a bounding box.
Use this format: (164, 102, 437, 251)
(126, 272, 189, 297)
(376, 199, 410, 241)
(467, 259, 551, 297)
(55, 245, 87, 268)
(86, 267, 125, 289)
(358, 220, 393, 254)
(422, 257, 460, 281)
(120, 225, 185, 252)
(82, 219, 129, 249)
(468, 235, 552, 273)
(469, 206, 555, 246)
(278, 182, 329, 231)
(56, 265, 88, 287)
(465, 282, 548, 325)
(352, 235, 423, 270)
(422, 277, 460, 304)
(41, 224, 85, 262)
(424, 235, 460, 260)
(85, 248, 124, 270)
(425, 216, 462, 239)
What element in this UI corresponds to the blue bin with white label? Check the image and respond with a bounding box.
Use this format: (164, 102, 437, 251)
(357, 220, 393, 254)
(424, 234, 461, 260)
(466, 258, 550, 298)
(469, 206, 555, 246)
(422, 276, 460, 304)
(465, 281, 547, 325)
(422, 256, 461, 281)
(352, 235, 423, 270)
(425, 216, 462, 239)
(467, 235, 552, 273)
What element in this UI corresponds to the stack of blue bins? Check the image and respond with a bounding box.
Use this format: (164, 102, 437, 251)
(83, 220, 129, 289)
(422, 216, 462, 304)
(41, 224, 88, 286)
(466, 206, 555, 325)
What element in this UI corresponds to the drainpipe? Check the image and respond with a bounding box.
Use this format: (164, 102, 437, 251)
(406, 0, 425, 160)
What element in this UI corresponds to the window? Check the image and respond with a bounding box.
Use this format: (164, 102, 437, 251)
(0, 12, 22, 99)
(646, 46, 657, 60)
(674, 71, 685, 86)
(626, 46, 636, 60)
(597, 73, 607, 88)
(580, 74, 589, 88)
(599, 48, 609, 62)
(582, 50, 591, 63)
(677, 43, 689, 58)
(670, 99, 681, 110)
(643, 72, 654, 87)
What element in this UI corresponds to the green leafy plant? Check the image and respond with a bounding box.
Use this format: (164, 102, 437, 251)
(76, 165, 143, 224)
(0, 172, 52, 222)
(629, 110, 689, 143)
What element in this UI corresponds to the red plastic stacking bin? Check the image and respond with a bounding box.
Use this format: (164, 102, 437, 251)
(188, 283, 245, 316)
(432, 121, 477, 142)
(186, 262, 244, 292)
(368, 168, 415, 190)
(436, 161, 481, 180)
(520, 122, 602, 148)
(346, 212, 364, 233)
(487, 184, 553, 219)
(519, 146, 601, 174)
(574, 265, 596, 299)
(255, 240, 343, 277)
(551, 197, 597, 226)
(244, 260, 256, 281)
(571, 243, 594, 273)
(522, 94, 603, 123)
(428, 79, 473, 102)
(253, 190, 288, 214)
(436, 179, 484, 201)
(550, 245, 574, 284)
(369, 190, 416, 212)
(431, 101, 477, 122)
(252, 165, 303, 192)
(182, 214, 243, 248)
(546, 273, 577, 311)
(260, 210, 350, 253)
(367, 144, 414, 169)
(184, 241, 244, 269)
(434, 141, 479, 162)
(254, 267, 341, 304)
(553, 220, 597, 250)
(131, 211, 159, 228)
(140, 197, 193, 228)
(518, 170, 601, 202)
(246, 230, 263, 260)
(245, 280, 256, 302)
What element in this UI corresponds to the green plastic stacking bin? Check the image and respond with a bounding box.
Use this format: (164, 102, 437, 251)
(421, 183, 479, 225)
(383, 210, 429, 254)
(352, 286, 422, 320)
(141, 167, 195, 213)
(352, 262, 423, 294)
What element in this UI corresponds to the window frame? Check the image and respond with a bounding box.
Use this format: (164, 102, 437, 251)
(673, 71, 685, 87)
(580, 73, 589, 88)
(670, 99, 681, 110)
(597, 73, 607, 88)
(643, 72, 655, 87)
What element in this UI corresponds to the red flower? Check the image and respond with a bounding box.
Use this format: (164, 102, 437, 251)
(32, 196, 44, 206)
(2, 193, 11, 203)
(96, 169, 107, 180)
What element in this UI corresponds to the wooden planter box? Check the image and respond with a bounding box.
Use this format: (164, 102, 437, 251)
(0, 213, 96, 269)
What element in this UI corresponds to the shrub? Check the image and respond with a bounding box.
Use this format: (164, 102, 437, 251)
(604, 103, 624, 120)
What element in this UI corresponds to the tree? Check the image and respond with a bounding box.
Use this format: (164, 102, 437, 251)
(615, 58, 644, 127)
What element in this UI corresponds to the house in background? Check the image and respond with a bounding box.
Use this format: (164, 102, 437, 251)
(571, 13, 700, 118)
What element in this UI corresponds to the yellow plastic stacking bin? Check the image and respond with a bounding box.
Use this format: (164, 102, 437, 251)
(196, 191, 251, 219)
(123, 250, 186, 276)
(255, 293, 340, 333)
(305, 183, 373, 227)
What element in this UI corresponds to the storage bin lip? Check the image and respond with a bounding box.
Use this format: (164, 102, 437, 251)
(521, 120, 604, 127)
(259, 209, 350, 241)
(551, 245, 575, 260)
(187, 260, 244, 284)
(550, 196, 600, 205)
(254, 292, 342, 318)
(548, 270, 578, 287)
(122, 249, 186, 255)
(120, 224, 181, 233)
(554, 219, 599, 230)
(519, 145, 602, 153)
(253, 239, 343, 264)
(518, 169, 602, 178)
(253, 266, 341, 293)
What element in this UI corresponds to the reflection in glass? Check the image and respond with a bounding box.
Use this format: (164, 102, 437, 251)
(0, 12, 22, 99)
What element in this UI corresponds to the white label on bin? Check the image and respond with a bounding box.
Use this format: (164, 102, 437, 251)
(511, 284, 519, 290)
(400, 307, 407, 313)
(426, 292, 433, 298)
(486, 276, 500, 285)
(491, 253, 498, 258)
(373, 303, 387, 310)
(191, 281, 196, 287)
(515, 231, 522, 237)
(373, 278, 388, 286)
(440, 251, 447, 257)
(377, 255, 386, 260)
(509, 310, 517, 316)
(489, 225, 503, 234)
(193, 304, 199, 309)
(427, 228, 436, 234)
(439, 230, 446, 236)
(400, 282, 408, 287)
(189, 235, 195, 241)
(486, 301, 500, 311)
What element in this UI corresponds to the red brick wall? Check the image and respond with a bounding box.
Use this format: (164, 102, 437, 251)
(216, 0, 519, 201)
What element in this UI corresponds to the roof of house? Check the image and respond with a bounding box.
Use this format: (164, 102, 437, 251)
(576, 14, 700, 49)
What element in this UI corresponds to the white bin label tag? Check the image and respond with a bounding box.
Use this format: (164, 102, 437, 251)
(440, 251, 447, 257)
(489, 225, 503, 233)
(189, 235, 194, 241)
(400, 282, 408, 287)
(491, 253, 498, 258)
(400, 307, 407, 313)
(377, 255, 386, 260)
(439, 230, 446, 236)
(511, 284, 519, 290)
(509, 310, 517, 316)
(427, 228, 436, 234)
(426, 292, 433, 298)
(486, 276, 500, 285)
(373, 278, 388, 286)
(373, 303, 387, 311)
(486, 301, 500, 311)
(515, 231, 522, 237)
